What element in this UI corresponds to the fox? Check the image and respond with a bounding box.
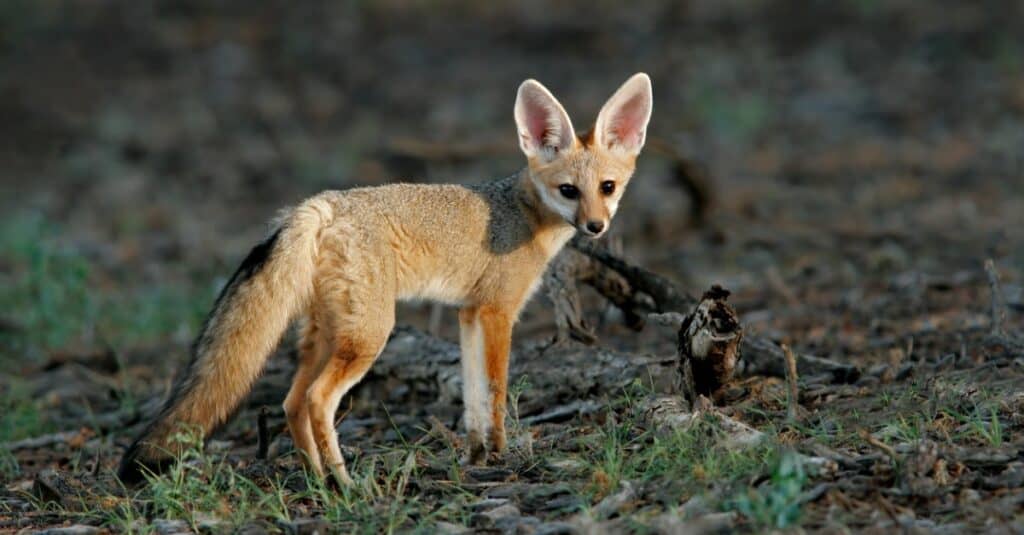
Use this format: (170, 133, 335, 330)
(119, 73, 654, 485)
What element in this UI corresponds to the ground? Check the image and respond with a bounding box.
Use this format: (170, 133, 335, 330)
(1, 1, 1023, 533)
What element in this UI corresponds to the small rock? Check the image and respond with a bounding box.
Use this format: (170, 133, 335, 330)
(534, 522, 579, 535)
(546, 458, 586, 472)
(207, 440, 233, 452)
(679, 495, 712, 516)
(36, 525, 102, 535)
(279, 517, 330, 535)
(496, 515, 541, 534)
(484, 483, 532, 500)
(433, 521, 470, 534)
(469, 498, 511, 512)
(959, 488, 982, 504)
(522, 483, 574, 511)
(537, 494, 584, 513)
(237, 521, 272, 535)
(471, 503, 521, 529)
(152, 518, 190, 535)
(195, 512, 226, 533)
(592, 480, 638, 519)
(32, 469, 73, 507)
(652, 510, 736, 535)
(465, 466, 515, 482)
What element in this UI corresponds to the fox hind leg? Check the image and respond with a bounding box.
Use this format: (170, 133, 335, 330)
(306, 334, 390, 486)
(305, 281, 394, 486)
(284, 315, 330, 475)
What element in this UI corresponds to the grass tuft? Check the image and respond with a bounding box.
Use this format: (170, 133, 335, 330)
(728, 450, 807, 530)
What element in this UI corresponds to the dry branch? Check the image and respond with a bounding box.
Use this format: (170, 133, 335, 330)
(642, 396, 765, 448)
(257, 406, 271, 460)
(0, 431, 83, 452)
(568, 236, 697, 315)
(740, 336, 860, 384)
(543, 249, 599, 345)
(547, 237, 861, 384)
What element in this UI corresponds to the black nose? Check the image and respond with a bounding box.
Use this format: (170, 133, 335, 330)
(585, 221, 605, 234)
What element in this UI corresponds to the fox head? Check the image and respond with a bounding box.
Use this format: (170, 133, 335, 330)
(514, 73, 652, 238)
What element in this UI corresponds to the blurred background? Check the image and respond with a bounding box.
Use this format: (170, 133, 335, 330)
(1, 0, 1022, 428)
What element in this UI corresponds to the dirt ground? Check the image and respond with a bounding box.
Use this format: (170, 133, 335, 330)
(1, 1, 1023, 533)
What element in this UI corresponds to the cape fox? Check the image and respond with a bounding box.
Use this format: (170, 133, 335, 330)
(119, 73, 654, 485)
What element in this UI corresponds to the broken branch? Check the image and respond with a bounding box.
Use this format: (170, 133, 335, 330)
(985, 258, 1007, 337)
(547, 238, 862, 385)
(257, 406, 270, 460)
(781, 344, 801, 423)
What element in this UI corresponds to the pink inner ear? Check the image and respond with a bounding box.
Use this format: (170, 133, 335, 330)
(608, 93, 648, 148)
(526, 102, 552, 147)
(523, 94, 557, 149)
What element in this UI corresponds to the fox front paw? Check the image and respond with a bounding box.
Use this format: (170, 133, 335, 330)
(465, 428, 488, 465)
(488, 425, 506, 456)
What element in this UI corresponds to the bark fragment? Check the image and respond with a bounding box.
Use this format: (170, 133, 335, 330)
(677, 285, 743, 403)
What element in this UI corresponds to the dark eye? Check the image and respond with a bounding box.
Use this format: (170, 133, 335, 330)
(558, 184, 580, 200)
(600, 181, 616, 195)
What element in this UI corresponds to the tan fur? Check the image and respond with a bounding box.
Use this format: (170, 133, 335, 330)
(121, 74, 653, 485)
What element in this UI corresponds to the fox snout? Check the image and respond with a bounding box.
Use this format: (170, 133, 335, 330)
(577, 218, 607, 238)
(575, 197, 611, 238)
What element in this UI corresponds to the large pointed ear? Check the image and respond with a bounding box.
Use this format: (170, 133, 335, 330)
(514, 79, 576, 161)
(593, 73, 652, 156)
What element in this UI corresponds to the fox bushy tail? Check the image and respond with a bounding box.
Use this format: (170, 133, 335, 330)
(119, 198, 333, 482)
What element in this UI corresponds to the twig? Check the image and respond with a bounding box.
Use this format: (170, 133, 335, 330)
(985, 259, 1006, 337)
(334, 397, 355, 428)
(520, 400, 604, 425)
(859, 429, 897, 462)
(91, 445, 102, 477)
(981, 258, 1024, 358)
(0, 431, 81, 452)
(741, 336, 860, 384)
(647, 311, 688, 327)
(569, 236, 697, 313)
(424, 415, 462, 448)
(257, 406, 270, 460)
(781, 344, 800, 423)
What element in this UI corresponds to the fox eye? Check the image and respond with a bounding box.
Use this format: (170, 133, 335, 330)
(558, 184, 580, 200)
(600, 181, 616, 195)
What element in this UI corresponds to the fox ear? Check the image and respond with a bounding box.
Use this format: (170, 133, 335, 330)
(594, 73, 652, 156)
(515, 79, 576, 160)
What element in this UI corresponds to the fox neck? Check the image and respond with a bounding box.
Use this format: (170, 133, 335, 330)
(515, 168, 577, 256)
